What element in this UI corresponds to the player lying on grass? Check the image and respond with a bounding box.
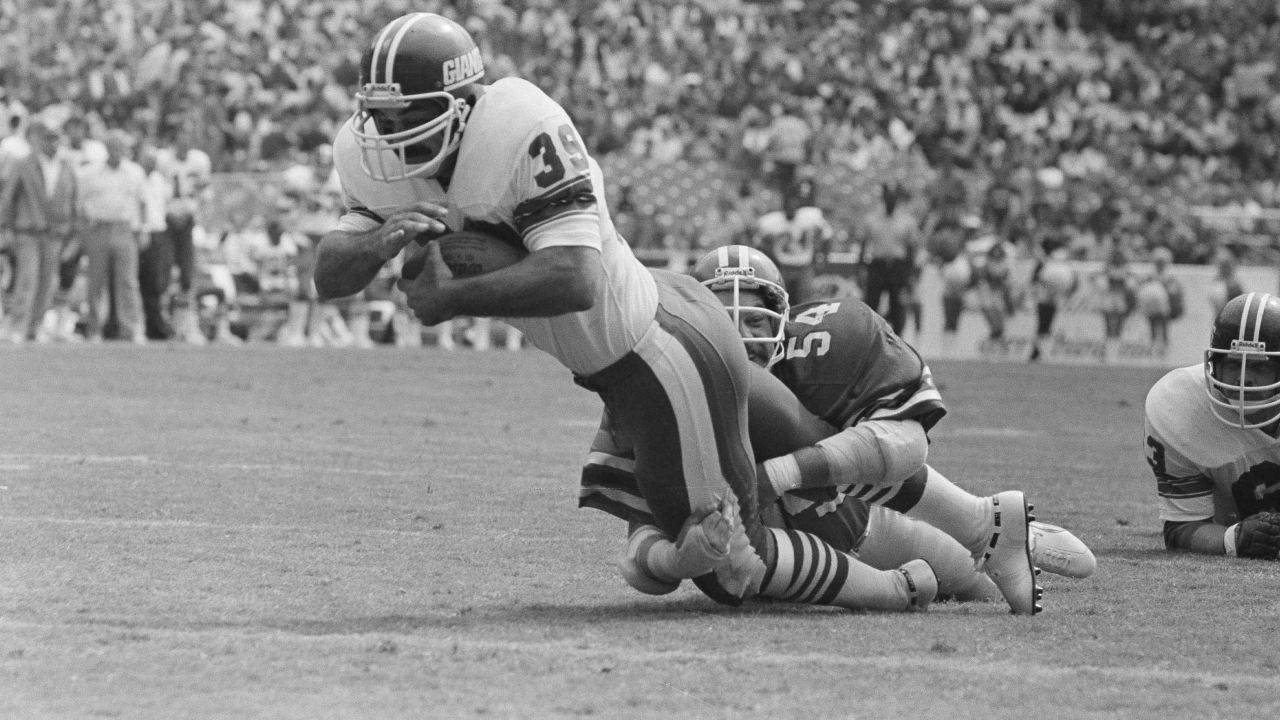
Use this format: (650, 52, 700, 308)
(582, 246, 1095, 613)
(1148, 291, 1280, 559)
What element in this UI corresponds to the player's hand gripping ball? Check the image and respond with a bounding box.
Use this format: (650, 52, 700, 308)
(400, 230, 528, 280)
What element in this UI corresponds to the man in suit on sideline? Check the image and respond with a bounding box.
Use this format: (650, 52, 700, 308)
(0, 120, 78, 343)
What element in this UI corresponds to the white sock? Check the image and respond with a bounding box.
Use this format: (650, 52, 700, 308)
(901, 466, 991, 555)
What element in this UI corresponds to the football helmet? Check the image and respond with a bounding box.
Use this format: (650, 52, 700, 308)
(350, 13, 484, 182)
(691, 245, 790, 368)
(1205, 292, 1280, 428)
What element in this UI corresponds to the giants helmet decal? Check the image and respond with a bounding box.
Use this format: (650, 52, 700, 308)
(1205, 292, 1280, 428)
(691, 245, 790, 368)
(350, 13, 484, 182)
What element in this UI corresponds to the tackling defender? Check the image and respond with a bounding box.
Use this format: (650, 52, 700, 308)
(316, 12, 946, 613)
(583, 247, 1095, 613)
(1148, 291, 1280, 558)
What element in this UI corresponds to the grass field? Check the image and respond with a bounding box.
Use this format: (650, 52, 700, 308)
(3, 344, 1279, 719)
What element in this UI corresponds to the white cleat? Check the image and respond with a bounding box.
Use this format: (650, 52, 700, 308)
(1030, 521, 1096, 579)
(977, 491, 1043, 615)
(898, 559, 938, 613)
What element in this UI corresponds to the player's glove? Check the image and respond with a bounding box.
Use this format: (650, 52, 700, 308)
(1233, 512, 1280, 559)
(671, 505, 733, 577)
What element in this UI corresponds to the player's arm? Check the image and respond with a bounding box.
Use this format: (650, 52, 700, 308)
(751, 368, 927, 500)
(758, 417, 928, 501)
(1163, 518, 1234, 554)
(314, 201, 447, 300)
(1166, 515, 1280, 559)
(397, 241, 599, 325)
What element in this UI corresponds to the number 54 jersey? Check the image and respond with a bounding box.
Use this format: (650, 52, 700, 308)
(773, 298, 946, 433)
(332, 76, 658, 375)
(1145, 364, 1280, 525)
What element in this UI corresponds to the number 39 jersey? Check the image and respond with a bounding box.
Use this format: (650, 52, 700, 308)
(774, 299, 946, 432)
(332, 77, 658, 375)
(1145, 364, 1280, 525)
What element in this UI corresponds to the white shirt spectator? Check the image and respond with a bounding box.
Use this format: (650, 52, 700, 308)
(141, 168, 169, 234)
(79, 158, 147, 229)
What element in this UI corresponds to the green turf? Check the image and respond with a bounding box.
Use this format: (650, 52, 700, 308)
(2, 344, 1277, 719)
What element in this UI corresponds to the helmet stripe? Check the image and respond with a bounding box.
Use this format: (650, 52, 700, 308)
(1254, 293, 1273, 342)
(715, 245, 731, 269)
(384, 12, 429, 86)
(734, 244, 749, 269)
(1240, 292, 1257, 342)
(368, 14, 405, 85)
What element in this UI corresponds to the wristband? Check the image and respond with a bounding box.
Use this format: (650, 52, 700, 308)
(763, 454, 803, 497)
(1224, 523, 1240, 557)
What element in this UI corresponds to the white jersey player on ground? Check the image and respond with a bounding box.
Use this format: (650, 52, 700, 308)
(1147, 291, 1280, 558)
(313, 12, 1042, 614)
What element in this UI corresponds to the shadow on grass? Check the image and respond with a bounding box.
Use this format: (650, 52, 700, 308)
(68, 596, 879, 638)
(269, 597, 862, 636)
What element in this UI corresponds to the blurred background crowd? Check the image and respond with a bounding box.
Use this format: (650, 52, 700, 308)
(1, 0, 1278, 350)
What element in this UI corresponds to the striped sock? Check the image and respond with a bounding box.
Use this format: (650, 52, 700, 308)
(759, 528, 914, 611)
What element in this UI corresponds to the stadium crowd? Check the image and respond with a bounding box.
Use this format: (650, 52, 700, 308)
(1, 0, 1278, 346)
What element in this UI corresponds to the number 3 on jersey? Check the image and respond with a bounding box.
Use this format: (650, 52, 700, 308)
(529, 124, 589, 188)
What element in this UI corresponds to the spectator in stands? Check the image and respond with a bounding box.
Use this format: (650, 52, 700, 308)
(1208, 248, 1246, 317)
(77, 129, 147, 344)
(0, 113, 29, 161)
(762, 99, 811, 196)
(4, 0, 1276, 324)
(0, 120, 77, 343)
(858, 182, 921, 335)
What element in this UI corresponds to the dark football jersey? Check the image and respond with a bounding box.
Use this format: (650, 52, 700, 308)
(774, 298, 946, 432)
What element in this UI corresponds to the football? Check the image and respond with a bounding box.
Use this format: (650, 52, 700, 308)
(401, 230, 528, 280)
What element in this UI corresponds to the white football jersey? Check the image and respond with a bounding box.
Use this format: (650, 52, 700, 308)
(1145, 364, 1280, 525)
(756, 207, 830, 267)
(332, 77, 658, 375)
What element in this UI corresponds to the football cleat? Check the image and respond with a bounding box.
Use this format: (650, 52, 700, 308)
(1029, 521, 1097, 579)
(898, 559, 938, 613)
(976, 491, 1043, 615)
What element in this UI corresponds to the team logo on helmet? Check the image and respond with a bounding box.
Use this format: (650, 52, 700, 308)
(442, 47, 484, 90)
